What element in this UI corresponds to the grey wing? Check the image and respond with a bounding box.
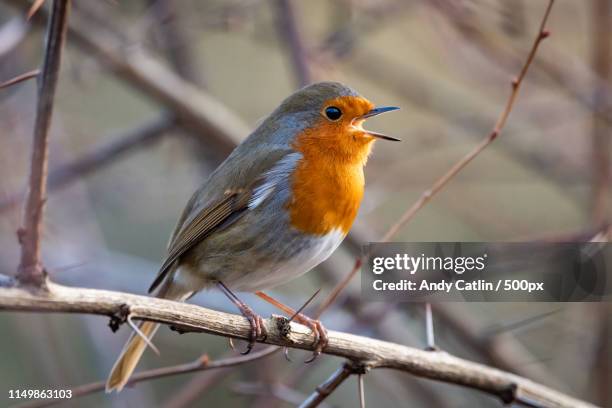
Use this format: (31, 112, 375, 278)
(148, 148, 295, 293)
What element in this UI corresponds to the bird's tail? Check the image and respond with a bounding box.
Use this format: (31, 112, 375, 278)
(105, 320, 160, 393)
(106, 281, 192, 393)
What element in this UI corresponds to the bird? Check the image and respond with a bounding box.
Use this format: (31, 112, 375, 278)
(105, 81, 399, 392)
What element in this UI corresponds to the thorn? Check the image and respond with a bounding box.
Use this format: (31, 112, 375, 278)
(127, 319, 157, 354)
(283, 347, 292, 362)
(540, 30, 550, 39)
(127, 315, 160, 355)
(358, 373, 365, 408)
(289, 288, 321, 323)
(511, 77, 519, 89)
(489, 130, 499, 141)
(199, 354, 210, 366)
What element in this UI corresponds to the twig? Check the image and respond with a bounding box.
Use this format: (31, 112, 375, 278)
(0, 280, 595, 408)
(15, 346, 279, 408)
(316, 0, 555, 317)
(0, 69, 40, 89)
(0, 114, 175, 213)
(17, 0, 71, 287)
(298, 362, 364, 408)
(149, 0, 204, 87)
(232, 381, 317, 406)
(26, 0, 46, 20)
(429, 0, 612, 128)
(10, 0, 249, 155)
(315, 258, 360, 318)
(274, 0, 312, 87)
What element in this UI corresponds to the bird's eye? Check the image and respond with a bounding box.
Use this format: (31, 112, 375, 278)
(324, 106, 342, 121)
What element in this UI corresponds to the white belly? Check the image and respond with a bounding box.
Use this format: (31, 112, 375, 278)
(228, 228, 346, 292)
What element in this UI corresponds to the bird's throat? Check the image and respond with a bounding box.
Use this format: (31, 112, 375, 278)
(287, 150, 365, 236)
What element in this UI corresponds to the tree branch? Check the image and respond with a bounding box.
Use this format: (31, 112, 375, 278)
(7, 0, 249, 156)
(15, 347, 279, 408)
(0, 69, 40, 89)
(17, 0, 70, 287)
(0, 279, 595, 408)
(274, 0, 312, 87)
(0, 114, 175, 213)
(315, 0, 555, 318)
(298, 361, 366, 408)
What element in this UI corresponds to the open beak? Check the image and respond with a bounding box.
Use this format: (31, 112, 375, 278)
(358, 106, 401, 141)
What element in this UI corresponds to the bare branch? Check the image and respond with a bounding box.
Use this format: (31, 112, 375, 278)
(316, 0, 555, 316)
(299, 362, 364, 408)
(9, 0, 249, 156)
(17, 0, 70, 287)
(0, 280, 595, 408)
(0, 69, 40, 89)
(17, 347, 279, 408)
(149, 0, 204, 88)
(26, 0, 46, 20)
(274, 0, 312, 87)
(0, 114, 175, 213)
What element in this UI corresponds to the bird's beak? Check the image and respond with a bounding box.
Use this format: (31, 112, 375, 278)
(358, 106, 401, 141)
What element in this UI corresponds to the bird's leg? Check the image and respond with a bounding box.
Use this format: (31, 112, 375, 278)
(255, 291, 328, 362)
(217, 282, 267, 355)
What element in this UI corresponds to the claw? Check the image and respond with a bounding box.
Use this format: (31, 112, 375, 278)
(293, 314, 328, 363)
(238, 304, 267, 355)
(217, 281, 267, 355)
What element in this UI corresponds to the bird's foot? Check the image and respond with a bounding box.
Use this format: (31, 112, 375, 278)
(236, 302, 267, 355)
(292, 313, 328, 362)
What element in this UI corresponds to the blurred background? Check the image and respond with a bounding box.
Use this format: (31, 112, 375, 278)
(0, 0, 610, 407)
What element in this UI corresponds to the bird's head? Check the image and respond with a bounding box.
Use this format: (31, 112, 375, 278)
(266, 82, 399, 164)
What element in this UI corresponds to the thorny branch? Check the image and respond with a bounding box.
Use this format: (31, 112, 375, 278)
(15, 347, 279, 408)
(17, 0, 70, 287)
(0, 280, 595, 408)
(0, 1, 594, 407)
(307, 4, 555, 403)
(0, 115, 175, 213)
(298, 361, 367, 408)
(316, 0, 556, 319)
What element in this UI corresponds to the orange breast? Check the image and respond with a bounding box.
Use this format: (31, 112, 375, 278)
(287, 123, 372, 236)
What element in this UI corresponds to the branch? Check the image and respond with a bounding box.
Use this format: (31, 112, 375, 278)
(316, 0, 555, 317)
(8, 0, 249, 156)
(0, 279, 595, 408)
(382, 0, 553, 241)
(17, 0, 70, 287)
(0, 69, 40, 89)
(274, 0, 312, 87)
(299, 362, 366, 408)
(0, 114, 175, 213)
(15, 347, 279, 408)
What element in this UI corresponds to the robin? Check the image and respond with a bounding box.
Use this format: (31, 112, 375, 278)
(106, 81, 399, 392)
